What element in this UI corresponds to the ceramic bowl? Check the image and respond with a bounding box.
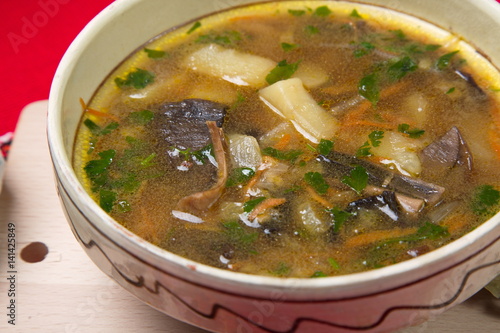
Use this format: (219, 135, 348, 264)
(47, 0, 500, 332)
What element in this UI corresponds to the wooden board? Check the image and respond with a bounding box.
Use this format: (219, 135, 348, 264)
(0, 100, 498, 332)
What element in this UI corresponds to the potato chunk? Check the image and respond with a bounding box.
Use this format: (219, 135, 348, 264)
(371, 131, 423, 176)
(259, 78, 339, 143)
(185, 44, 276, 87)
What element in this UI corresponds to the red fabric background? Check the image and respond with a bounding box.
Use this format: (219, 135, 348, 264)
(0, 0, 114, 135)
(1, 0, 500, 136)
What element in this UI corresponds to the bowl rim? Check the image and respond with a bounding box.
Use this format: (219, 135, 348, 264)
(47, 0, 500, 295)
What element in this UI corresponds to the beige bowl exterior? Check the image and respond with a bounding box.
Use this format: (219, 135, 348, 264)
(47, 1, 500, 332)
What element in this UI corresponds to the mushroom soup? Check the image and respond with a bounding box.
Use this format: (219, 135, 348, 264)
(73, 1, 500, 277)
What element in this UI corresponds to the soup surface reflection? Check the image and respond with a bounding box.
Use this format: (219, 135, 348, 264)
(74, 1, 500, 277)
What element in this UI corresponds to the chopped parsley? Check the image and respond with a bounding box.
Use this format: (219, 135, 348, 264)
(342, 165, 368, 195)
(358, 73, 379, 106)
(262, 147, 303, 162)
(144, 48, 166, 59)
(115, 68, 155, 89)
(436, 50, 459, 70)
(304, 25, 319, 35)
(196, 30, 242, 45)
(311, 271, 328, 278)
(281, 42, 300, 52)
(128, 110, 154, 125)
(313, 6, 332, 17)
(83, 119, 119, 136)
(226, 167, 255, 187)
(398, 123, 425, 138)
(353, 42, 375, 58)
(223, 221, 259, 249)
(317, 139, 334, 155)
(471, 185, 500, 217)
(272, 262, 292, 276)
(187, 21, 201, 34)
(389, 29, 406, 41)
(446, 87, 456, 94)
(304, 172, 329, 195)
(243, 197, 266, 213)
(387, 56, 418, 80)
(357, 130, 384, 157)
(266, 59, 301, 84)
(174, 144, 214, 164)
(328, 257, 341, 269)
(84, 149, 116, 183)
(425, 44, 441, 51)
(350, 9, 363, 19)
(99, 189, 117, 213)
(288, 9, 306, 16)
(326, 207, 354, 233)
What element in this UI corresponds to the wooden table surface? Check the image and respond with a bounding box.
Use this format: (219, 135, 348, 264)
(0, 100, 498, 332)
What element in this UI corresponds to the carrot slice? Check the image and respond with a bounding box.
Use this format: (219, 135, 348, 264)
(79, 97, 120, 122)
(304, 185, 332, 209)
(345, 228, 417, 248)
(273, 133, 292, 150)
(248, 198, 287, 220)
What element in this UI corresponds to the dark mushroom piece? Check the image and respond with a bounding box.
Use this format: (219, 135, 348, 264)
(176, 121, 229, 214)
(365, 185, 425, 217)
(347, 191, 402, 222)
(454, 69, 486, 96)
(318, 151, 445, 205)
(419, 126, 473, 177)
(149, 98, 228, 166)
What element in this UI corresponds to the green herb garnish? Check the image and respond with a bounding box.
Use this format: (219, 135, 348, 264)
(380, 222, 450, 246)
(266, 59, 301, 84)
(350, 9, 363, 18)
(328, 257, 340, 269)
(196, 30, 242, 45)
(115, 68, 155, 89)
(174, 144, 214, 164)
(471, 185, 500, 216)
(243, 197, 267, 213)
(84, 119, 119, 136)
(116, 200, 131, 213)
(387, 56, 418, 80)
(99, 189, 116, 213)
(84, 149, 116, 181)
(304, 25, 319, 35)
(187, 21, 201, 34)
(311, 271, 328, 278)
(272, 262, 292, 276)
(357, 130, 384, 157)
(281, 42, 300, 52)
(144, 48, 166, 59)
(425, 44, 441, 51)
(313, 6, 331, 17)
(353, 42, 375, 58)
(317, 139, 334, 155)
(398, 123, 425, 138)
(446, 87, 456, 94)
(226, 167, 255, 187)
(128, 110, 154, 125)
(326, 207, 354, 233)
(288, 9, 306, 16)
(436, 50, 459, 70)
(390, 29, 406, 40)
(262, 147, 303, 162)
(358, 73, 379, 106)
(304, 172, 329, 195)
(342, 165, 368, 195)
(223, 221, 259, 246)
(140, 153, 157, 167)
